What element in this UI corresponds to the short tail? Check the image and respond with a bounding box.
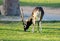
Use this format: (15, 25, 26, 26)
(40, 7, 44, 21)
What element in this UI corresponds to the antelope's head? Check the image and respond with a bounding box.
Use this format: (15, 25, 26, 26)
(20, 8, 28, 31)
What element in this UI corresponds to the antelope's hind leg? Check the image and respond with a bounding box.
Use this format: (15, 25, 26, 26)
(38, 21, 42, 33)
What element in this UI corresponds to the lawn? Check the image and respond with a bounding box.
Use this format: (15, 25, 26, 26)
(20, 0, 60, 7)
(0, 21, 60, 41)
(0, 0, 60, 41)
(0, 0, 60, 7)
(0, 0, 3, 5)
(20, 0, 60, 3)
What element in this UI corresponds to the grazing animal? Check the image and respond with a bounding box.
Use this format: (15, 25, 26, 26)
(20, 7, 44, 33)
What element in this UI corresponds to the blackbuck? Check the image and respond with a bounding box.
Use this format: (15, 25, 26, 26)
(20, 7, 44, 33)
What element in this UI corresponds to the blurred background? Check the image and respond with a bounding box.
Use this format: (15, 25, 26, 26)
(0, 0, 60, 21)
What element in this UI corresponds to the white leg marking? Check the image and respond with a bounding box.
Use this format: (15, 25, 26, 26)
(32, 24, 34, 33)
(39, 21, 42, 33)
(32, 19, 35, 33)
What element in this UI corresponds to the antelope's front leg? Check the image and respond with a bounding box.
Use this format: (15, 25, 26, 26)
(32, 19, 35, 33)
(39, 21, 42, 33)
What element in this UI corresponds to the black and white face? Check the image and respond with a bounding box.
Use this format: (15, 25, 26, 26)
(23, 22, 27, 31)
(24, 23, 26, 28)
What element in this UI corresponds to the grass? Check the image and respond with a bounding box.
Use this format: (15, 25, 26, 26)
(20, 0, 60, 3)
(0, 0, 60, 40)
(20, 0, 60, 7)
(0, 0, 3, 5)
(0, 0, 60, 7)
(0, 21, 60, 41)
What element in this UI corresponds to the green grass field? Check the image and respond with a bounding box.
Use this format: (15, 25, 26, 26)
(20, 0, 60, 3)
(0, 0, 60, 7)
(0, 0, 60, 41)
(20, 0, 60, 7)
(0, 21, 60, 41)
(0, 0, 3, 5)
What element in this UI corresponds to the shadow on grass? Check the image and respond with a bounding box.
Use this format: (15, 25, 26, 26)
(0, 21, 20, 24)
(0, 39, 21, 41)
(43, 28, 60, 30)
(1, 39, 56, 41)
(0, 21, 60, 24)
(0, 27, 60, 33)
(20, 1, 60, 8)
(42, 21, 60, 23)
(42, 28, 60, 34)
(0, 28, 32, 33)
(0, 28, 24, 32)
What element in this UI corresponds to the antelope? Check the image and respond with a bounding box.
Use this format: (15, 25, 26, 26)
(20, 7, 44, 33)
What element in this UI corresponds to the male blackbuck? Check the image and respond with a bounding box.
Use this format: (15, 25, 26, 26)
(20, 7, 44, 33)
